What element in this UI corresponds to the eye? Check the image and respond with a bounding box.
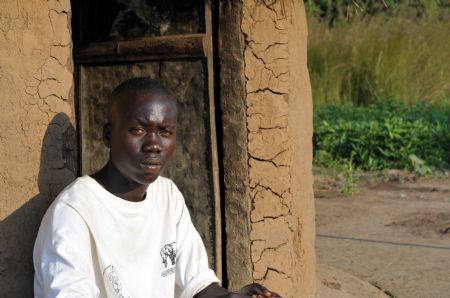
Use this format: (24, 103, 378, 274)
(130, 128, 146, 136)
(160, 128, 173, 137)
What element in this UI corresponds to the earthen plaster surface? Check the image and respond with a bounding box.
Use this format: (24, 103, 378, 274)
(0, 1, 315, 296)
(0, 0, 75, 295)
(242, 1, 316, 297)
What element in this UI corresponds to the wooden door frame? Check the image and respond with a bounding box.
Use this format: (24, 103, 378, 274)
(72, 0, 255, 288)
(216, 1, 253, 289)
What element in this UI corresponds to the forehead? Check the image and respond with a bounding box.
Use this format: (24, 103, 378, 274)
(112, 91, 177, 121)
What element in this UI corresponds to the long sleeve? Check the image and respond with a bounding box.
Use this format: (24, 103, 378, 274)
(33, 202, 100, 298)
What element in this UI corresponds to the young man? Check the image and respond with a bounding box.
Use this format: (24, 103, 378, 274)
(34, 78, 281, 298)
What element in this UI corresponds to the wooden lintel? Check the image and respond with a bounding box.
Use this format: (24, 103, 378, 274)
(74, 34, 207, 64)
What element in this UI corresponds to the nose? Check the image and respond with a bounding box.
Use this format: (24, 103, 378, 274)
(142, 132, 162, 153)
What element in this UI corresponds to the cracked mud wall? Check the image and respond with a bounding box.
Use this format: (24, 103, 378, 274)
(0, 0, 75, 296)
(242, 1, 316, 297)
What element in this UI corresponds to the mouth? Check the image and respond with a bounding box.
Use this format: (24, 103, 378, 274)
(139, 161, 163, 172)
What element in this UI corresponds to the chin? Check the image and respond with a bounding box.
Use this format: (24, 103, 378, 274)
(136, 173, 160, 185)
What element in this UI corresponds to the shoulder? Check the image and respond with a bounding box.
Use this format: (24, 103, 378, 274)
(153, 176, 178, 189)
(39, 176, 104, 230)
(41, 176, 96, 221)
(56, 175, 100, 204)
(35, 186, 91, 254)
(35, 176, 110, 251)
(151, 176, 184, 199)
(40, 177, 90, 221)
(53, 175, 114, 216)
(150, 176, 186, 215)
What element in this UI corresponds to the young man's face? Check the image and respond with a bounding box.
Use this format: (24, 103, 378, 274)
(107, 92, 177, 185)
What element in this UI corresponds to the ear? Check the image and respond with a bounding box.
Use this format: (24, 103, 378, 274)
(103, 122, 112, 148)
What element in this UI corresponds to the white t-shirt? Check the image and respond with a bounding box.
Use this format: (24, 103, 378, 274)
(33, 175, 219, 298)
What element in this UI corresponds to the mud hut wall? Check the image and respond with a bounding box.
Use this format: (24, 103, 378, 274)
(0, 0, 75, 295)
(242, 1, 316, 297)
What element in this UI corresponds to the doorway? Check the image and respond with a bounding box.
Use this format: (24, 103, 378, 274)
(71, 0, 222, 277)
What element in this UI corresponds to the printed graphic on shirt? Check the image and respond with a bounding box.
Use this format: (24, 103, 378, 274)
(160, 242, 176, 277)
(103, 265, 129, 298)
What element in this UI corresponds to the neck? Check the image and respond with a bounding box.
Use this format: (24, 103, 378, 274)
(91, 162, 149, 202)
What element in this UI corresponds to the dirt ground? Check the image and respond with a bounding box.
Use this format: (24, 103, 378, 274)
(315, 172, 450, 298)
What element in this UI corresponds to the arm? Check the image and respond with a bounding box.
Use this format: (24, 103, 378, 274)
(172, 186, 220, 298)
(195, 282, 282, 298)
(170, 183, 281, 298)
(34, 203, 99, 297)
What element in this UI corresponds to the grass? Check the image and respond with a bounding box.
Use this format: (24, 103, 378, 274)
(307, 14, 450, 106)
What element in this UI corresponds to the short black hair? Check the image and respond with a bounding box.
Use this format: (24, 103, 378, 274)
(108, 77, 177, 120)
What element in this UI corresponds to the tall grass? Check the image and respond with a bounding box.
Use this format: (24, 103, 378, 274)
(308, 15, 450, 106)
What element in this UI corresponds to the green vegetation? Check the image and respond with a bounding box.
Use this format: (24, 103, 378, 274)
(308, 16, 450, 106)
(339, 156, 362, 195)
(307, 1, 450, 106)
(308, 1, 450, 174)
(306, 0, 449, 26)
(314, 102, 450, 171)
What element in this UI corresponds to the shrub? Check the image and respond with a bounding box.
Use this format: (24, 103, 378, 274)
(313, 102, 450, 171)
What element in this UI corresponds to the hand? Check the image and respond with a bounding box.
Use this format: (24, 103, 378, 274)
(238, 283, 282, 298)
(194, 282, 282, 298)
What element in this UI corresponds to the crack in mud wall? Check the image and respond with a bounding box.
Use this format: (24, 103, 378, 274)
(0, 0, 75, 295)
(242, 1, 315, 297)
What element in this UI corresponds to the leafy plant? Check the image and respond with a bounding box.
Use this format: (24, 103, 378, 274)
(409, 154, 432, 175)
(339, 155, 362, 195)
(313, 102, 450, 171)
